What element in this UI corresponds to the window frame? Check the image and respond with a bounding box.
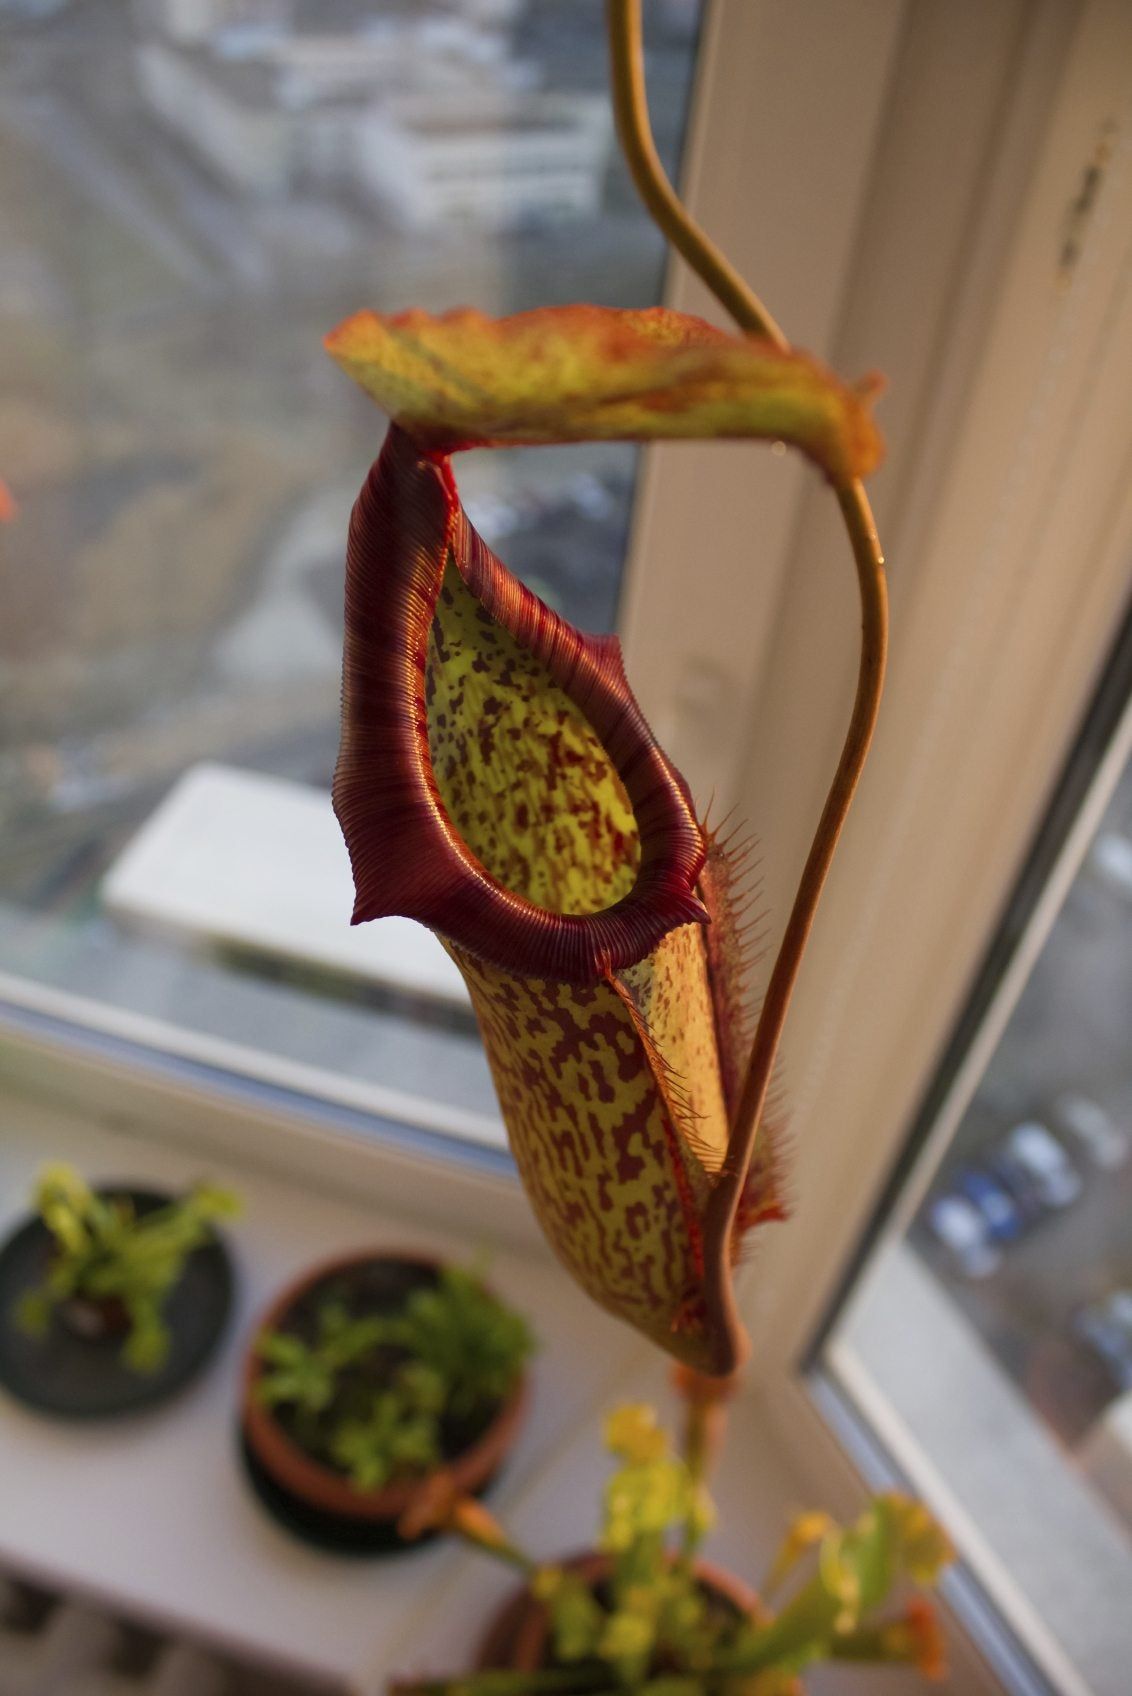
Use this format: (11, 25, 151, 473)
(713, 4, 1132, 1691)
(733, 0, 1132, 1377)
(4, 5, 1132, 1688)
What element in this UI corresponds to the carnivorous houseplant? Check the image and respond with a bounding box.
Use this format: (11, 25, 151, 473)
(326, 1, 888, 1378)
(389, 1400, 952, 1694)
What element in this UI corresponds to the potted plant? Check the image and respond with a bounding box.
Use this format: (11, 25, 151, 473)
(240, 1251, 534, 1553)
(0, 1162, 238, 1418)
(390, 1392, 951, 1693)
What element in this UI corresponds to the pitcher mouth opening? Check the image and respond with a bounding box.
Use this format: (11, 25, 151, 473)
(333, 427, 708, 984)
(327, 301, 883, 979)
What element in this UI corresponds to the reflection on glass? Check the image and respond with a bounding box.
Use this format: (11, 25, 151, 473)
(829, 715, 1132, 1695)
(915, 765, 1132, 1463)
(0, 0, 700, 1129)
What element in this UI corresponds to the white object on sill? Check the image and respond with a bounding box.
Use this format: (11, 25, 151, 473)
(101, 763, 469, 1010)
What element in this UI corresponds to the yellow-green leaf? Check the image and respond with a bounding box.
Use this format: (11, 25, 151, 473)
(325, 305, 882, 485)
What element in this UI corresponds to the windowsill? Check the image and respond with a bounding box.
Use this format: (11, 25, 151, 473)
(0, 1042, 983, 1695)
(0, 964, 505, 1155)
(0, 1082, 652, 1688)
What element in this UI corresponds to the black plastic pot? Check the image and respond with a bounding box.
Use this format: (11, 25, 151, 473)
(0, 1187, 234, 1420)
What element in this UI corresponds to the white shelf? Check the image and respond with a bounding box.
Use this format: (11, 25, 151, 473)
(0, 1094, 648, 1691)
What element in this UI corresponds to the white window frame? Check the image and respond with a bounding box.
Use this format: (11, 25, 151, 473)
(4, 3, 1132, 1688)
(723, 0, 1132, 1381)
(664, 6, 1132, 1695)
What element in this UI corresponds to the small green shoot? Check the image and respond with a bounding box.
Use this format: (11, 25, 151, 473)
(14, 1163, 239, 1374)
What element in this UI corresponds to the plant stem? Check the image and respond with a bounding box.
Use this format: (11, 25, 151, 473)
(704, 484, 886, 1348)
(607, 0, 889, 1367)
(674, 1366, 735, 1490)
(607, 0, 786, 347)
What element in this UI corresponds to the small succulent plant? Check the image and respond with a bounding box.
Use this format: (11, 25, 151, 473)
(15, 1162, 239, 1373)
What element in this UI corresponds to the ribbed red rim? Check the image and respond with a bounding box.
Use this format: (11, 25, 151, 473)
(332, 426, 707, 984)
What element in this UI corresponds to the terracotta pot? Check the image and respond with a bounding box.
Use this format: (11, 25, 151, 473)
(242, 1250, 528, 1527)
(478, 1549, 770, 1673)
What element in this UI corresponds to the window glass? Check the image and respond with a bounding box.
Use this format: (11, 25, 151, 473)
(0, 0, 701, 1139)
(822, 626, 1132, 1695)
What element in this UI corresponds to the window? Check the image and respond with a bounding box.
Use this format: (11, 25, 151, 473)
(717, 7, 1132, 1693)
(824, 614, 1132, 1696)
(0, 0, 704, 1146)
(6, 6, 1130, 1682)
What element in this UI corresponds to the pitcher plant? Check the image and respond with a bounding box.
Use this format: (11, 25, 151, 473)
(326, 0, 889, 1379)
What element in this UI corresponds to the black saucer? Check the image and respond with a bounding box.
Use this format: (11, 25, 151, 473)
(0, 1189, 234, 1420)
(238, 1429, 438, 1557)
